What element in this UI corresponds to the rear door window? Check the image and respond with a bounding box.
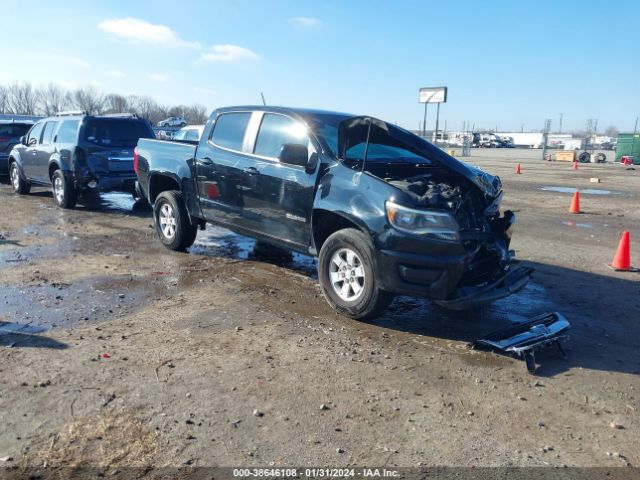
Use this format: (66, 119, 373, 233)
(211, 113, 251, 151)
(41, 121, 59, 145)
(27, 122, 44, 145)
(254, 114, 309, 159)
(56, 120, 80, 144)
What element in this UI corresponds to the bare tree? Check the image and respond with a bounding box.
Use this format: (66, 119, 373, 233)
(184, 104, 208, 124)
(0, 84, 7, 113)
(128, 95, 159, 122)
(104, 94, 130, 114)
(6, 82, 39, 115)
(71, 86, 105, 115)
(39, 83, 69, 116)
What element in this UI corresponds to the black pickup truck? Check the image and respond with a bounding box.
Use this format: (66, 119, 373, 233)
(136, 106, 531, 319)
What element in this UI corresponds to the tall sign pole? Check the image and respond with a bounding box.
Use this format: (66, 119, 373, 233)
(419, 86, 447, 144)
(435, 103, 441, 143)
(422, 103, 428, 138)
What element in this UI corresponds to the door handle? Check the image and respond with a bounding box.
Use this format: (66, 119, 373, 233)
(243, 166, 259, 175)
(199, 157, 213, 165)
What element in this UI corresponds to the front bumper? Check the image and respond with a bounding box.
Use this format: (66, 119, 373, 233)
(434, 266, 533, 310)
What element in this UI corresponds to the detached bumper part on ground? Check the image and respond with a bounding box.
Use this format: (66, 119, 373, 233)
(471, 312, 571, 373)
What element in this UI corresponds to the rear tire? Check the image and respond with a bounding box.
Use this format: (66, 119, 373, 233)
(51, 170, 77, 209)
(318, 228, 393, 320)
(9, 162, 30, 195)
(153, 190, 197, 251)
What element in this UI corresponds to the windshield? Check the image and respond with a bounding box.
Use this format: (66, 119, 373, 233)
(83, 119, 153, 147)
(307, 113, 437, 167)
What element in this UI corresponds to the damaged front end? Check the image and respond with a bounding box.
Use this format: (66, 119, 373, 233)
(385, 167, 530, 309)
(335, 115, 530, 309)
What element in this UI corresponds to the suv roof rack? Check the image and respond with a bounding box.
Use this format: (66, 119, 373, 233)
(99, 113, 138, 118)
(55, 110, 87, 117)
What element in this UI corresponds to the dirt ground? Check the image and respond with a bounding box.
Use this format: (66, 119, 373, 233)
(0, 150, 639, 472)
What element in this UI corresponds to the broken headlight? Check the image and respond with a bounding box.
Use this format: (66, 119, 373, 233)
(386, 201, 460, 241)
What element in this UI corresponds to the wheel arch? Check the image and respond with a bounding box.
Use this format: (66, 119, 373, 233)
(311, 209, 369, 254)
(148, 173, 181, 204)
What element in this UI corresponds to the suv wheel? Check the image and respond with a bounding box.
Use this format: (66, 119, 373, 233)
(153, 190, 197, 251)
(318, 228, 393, 320)
(51, 170, 77, 208)
(9, 162, 31, 195)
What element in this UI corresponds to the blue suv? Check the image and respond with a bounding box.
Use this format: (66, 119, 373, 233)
(8, 112, 154, 208)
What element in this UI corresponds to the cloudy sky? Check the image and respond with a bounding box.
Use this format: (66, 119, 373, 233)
(1, 0, 638, 131)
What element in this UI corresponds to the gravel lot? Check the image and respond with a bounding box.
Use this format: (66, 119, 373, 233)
(0, 149, 638, 473)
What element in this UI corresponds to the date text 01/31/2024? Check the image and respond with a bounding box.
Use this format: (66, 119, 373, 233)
(232, 468, 400, 478)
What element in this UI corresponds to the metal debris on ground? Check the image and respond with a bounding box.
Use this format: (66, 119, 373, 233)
(470, 312, 571, 374)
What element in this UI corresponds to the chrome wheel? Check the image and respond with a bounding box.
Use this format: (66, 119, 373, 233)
(159, 203, 177, 240)
(329, 248, 366, 302)
(53, 176, 64, 204)
(10, 164, 20, 191)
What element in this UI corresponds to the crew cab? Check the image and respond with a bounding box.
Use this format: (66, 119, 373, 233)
(8, 112, 155, 208)
(136, 106, 531, 319)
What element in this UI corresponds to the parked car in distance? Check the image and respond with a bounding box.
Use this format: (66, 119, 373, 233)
(136, 106, 530, 320)
(8, 112, 155, 208)
(1, 121, 34, 174)
(157, 116, 187, 128)
(172, 125, 205, 142)
(600, 141, 616, 151)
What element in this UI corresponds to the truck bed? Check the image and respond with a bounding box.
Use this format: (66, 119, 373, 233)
(135, 138, 201, 215)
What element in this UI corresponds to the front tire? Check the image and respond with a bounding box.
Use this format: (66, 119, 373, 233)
(318, 228, 393, 320)
(51, 170, 77, 209)
(9, 162, 30, 195)
(153, 191, 197, 251)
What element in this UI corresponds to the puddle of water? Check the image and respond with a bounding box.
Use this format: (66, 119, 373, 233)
(561, 221, 594, 228)
(78, 192, 151, 217)
(190, 225, 317, 277)
(541, 186, 615, 195)
(0, 322, 48, 334)
(0, 276, 146, 330)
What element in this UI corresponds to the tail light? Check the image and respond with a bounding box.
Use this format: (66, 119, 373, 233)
(133, 147, 139, 174)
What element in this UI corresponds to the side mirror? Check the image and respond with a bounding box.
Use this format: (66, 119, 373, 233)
(279, 143, 309, 168)
(20, 136, 26, 146)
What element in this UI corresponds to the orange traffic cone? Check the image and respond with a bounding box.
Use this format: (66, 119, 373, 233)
(608, 231, 636, 271)
(515, 163, 521, 174)
(569, 191, 581, 214)
(572, 161, 578, 171)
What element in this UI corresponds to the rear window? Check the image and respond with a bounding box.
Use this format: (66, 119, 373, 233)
(83, 119, 154, 147)
(56, 120, 80, 144)
(0, 124, 32, 137)
(211, 113, 251, 151)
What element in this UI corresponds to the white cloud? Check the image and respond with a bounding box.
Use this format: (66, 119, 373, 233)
(291, 16, 322, 28)
(192, 86, 217, 96)
(97, 17, 200, 49)
(107, 70, 127, 78)
(198, 44, 260, 63)
(149, 73, 168, 82)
